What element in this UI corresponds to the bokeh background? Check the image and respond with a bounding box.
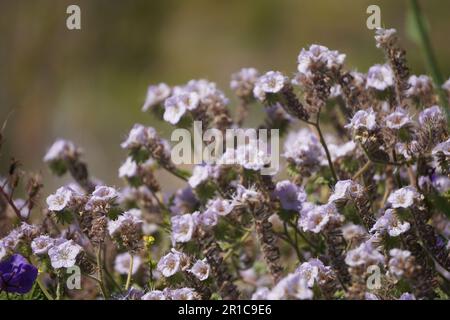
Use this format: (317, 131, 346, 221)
(1, 0, 449, 195)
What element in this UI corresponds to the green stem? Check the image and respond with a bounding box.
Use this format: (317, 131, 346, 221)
(96, 246, 108, 299)
(314, 118, 338, 183)
(352, 160, 372, 180)
(409, 0, 449, 118)
(56, 273, 62, 300)
(283, 222, 304, 262)
(125, 254, 134, 291)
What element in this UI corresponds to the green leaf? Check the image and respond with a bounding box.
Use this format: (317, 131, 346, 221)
(55, 210, 74, 225)
(428, 192, 450, 218)
(405, 7, 430, 46)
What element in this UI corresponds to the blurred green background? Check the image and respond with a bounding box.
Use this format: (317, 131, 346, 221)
(1, 0, 449, 194)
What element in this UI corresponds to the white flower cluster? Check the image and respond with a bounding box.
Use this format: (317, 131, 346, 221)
(121, 124, 158, 150)
(283, 128, 325, 169)
(156, 248, 210, 282)
(297, 44, 346, 77)
(108, 210, 143, 237)
(366, 64, 394, 90)
(370, 209, 410, 237)
(253, 71, 287, 101)
(43, 139, 78, 163)
(254, 259, 333, 300)
(141, 287, 198, 300)
(142, 83, 171, 111)
(230, 67, 260, 99)
(298, 202, 342, 233)
(328, 180, 364, 203)
(387, 186, 421, 209)
(345, 107, 377, 132)
(345, 241, 384, 267)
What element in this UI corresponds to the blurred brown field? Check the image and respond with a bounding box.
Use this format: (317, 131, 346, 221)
(0, 0, 449, 195)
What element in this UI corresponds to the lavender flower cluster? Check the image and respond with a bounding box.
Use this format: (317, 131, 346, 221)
(1, 28, 450, 300)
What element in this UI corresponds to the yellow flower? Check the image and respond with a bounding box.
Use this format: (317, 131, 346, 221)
(143, 235, 155, 247)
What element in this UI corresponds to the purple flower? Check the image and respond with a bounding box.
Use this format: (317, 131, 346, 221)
(273, 180, 306, 211)
(0, 254, 38, 294)
(169, 187, 199, 215)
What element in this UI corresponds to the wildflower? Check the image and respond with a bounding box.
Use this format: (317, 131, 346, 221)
(399, 293, 416, 300)
(431, 175, 450, 193)
(188, 165, 211, 188)
(43, 139, 78, 162)
(188, 259, 210, 281)
(370, 209, 410, 237)
(157, 249, 188, 278)
(85, 185, 118, 211)
(141, 290, 167, 300)
(18, 223, 40, 241)
(265, 103, 293, 124)
(299, 202, 341, 234)
(0, 230, 22, 252)
(365, 292, 380, 300)
(108, 211, 143, 239)
(169, 187, 199, 215)
(328, 140, 356, 161)
(329, 84, 342, 98)
(183, 79, 229, 108)
(171, 213, 196, 244)
(297, 44, 346, 77)
(405, 75, 433, 99)
(142, 83, 171, 111)
(206, 198, 234, 216)
(283, 128, 325, 169)
(388, 248, 414, 278)
(118, 157, 138, 178)
(0, 246, 5, 261)
(251, 287, 270, 300)
(387, 186, 420, 209)
(268, 272, 313, 300)
(234, 140, 272, 172)
(329, 180, 364, 203)
(163, 95, 187, 125)
(114, 253, 142, 275)
(0, 254, 38, 294)
(46, 186, 74, 211)
(345, 242, 384, 267)
(432, 138, 450, 156)
(232, 184, 262, 206)
(195, 209, 219, 229)
(342, 223, 367, 243)
(374, 28, 397, 48)
(442, 78, 450, 92)
(48, 240, 82, 269)
(230, 67, 259, 99)
(295, 261, 320, 287)
(121, 124, 157, 149)
(170, 288, 198, 300)
(418, 105, 445, 125)
(253, 71, 287, 101)
(385, 107, 411, 129)
(31, 235, 57, 256)
(366, 64, 394, 90)
(345, 108, 377, 131)
(273, 180, 307, 211)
